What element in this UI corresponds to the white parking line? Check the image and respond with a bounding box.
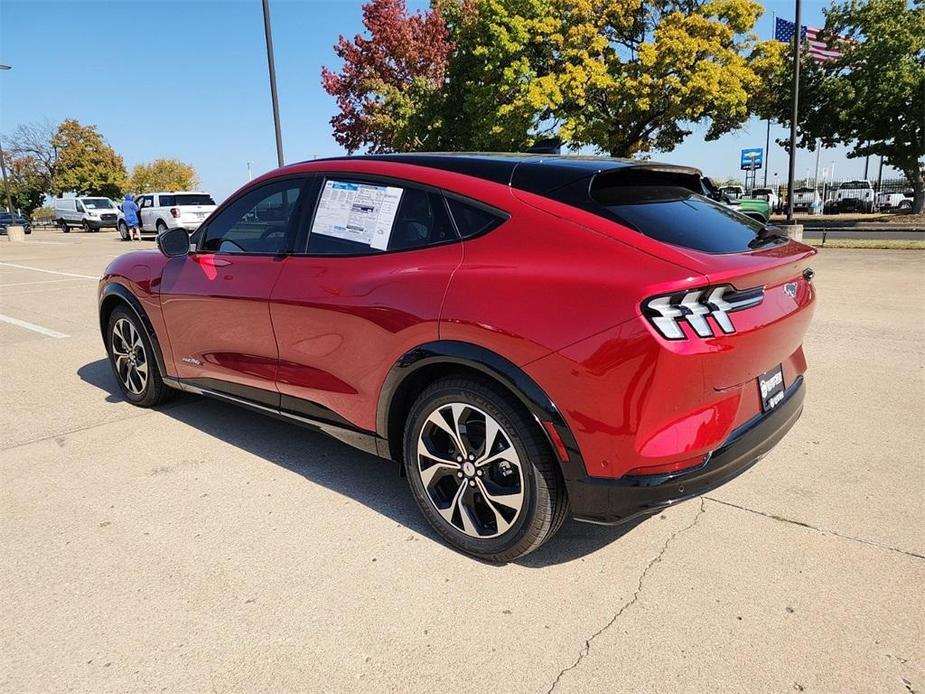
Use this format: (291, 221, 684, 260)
(0, 314, 70, 339)
(0, 262, 97, 279)
(0, 277, 95, 288)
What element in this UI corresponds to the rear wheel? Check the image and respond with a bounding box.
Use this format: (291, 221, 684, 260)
(106, 306, 171, 407)
(156, 220, 168, 236)
(118, 221, 130, 241)
(403, 377, 568, 562)
(59, 220, 70, 232)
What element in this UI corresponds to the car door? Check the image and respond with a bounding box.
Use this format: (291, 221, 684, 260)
(159, 177, 310, 405)
(269, 175, 464, 431)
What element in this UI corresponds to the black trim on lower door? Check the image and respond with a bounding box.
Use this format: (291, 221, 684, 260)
(162, 376, 386, 458)
(187, 377, 281, 408)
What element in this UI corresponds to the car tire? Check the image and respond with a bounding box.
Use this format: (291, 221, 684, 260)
(156, 220, 168, 236)
(82, 220, 91, 233)
(106, 306, 172, 408)
(118, 221, 130, 241)
(59, 220, 70, 232)
(899, 200, 912, 210)
(403, 376, 569, 562)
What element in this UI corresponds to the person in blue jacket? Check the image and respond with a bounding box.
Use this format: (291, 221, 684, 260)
(121, 194, 141, 241)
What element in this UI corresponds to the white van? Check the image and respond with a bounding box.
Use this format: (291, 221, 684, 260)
(53, 197, 120, 232)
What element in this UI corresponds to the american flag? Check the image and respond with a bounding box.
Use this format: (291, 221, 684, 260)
(775, 17, 843, 62)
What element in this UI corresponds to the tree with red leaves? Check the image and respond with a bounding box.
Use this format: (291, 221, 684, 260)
(321, 0, 452, 153)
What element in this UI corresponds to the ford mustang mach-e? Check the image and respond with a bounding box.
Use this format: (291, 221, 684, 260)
(98, 154, 816, 561)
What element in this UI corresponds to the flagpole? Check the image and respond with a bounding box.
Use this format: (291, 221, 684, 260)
(764, 10, 775, 189)
(785, 0, 802, 223)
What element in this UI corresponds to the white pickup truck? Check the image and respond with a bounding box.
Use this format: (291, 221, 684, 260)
(835, 180, 875, 213)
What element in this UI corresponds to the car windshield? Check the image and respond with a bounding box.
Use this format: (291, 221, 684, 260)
(82, 198, 114, 209)
(168, 194, 215, 206)
(590, 185, 778, 253)
(839, 181, 871, 189)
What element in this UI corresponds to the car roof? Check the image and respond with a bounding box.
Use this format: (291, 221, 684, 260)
(308, 153, 702, 196)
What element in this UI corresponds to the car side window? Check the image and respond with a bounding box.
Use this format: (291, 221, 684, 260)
(305, 179, 456, 255)
(159, 195, 175, 207)
(201, 180, 304, 255)
(446, 197, 507, 239)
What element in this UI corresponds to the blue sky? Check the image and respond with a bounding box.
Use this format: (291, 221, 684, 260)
(0, 0, 900, 201)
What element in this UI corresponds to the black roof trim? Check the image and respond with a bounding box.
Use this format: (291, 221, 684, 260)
(311, 153, 702, 197)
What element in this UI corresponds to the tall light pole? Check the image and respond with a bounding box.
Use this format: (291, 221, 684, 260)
(261, 0, 285, 167)
(785, 0, 802, 223)
(0, 64, 16, 216)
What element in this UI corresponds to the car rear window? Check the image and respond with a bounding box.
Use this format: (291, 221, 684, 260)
(161, 194, 215, 206)
(590, 184, 774, 253)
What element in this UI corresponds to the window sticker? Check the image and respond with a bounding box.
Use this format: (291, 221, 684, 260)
(312, 180, 404, 249)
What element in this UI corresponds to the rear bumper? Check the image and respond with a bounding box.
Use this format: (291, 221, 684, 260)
(566, 377, 805, 525)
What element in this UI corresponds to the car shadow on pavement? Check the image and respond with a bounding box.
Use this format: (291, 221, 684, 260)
(78, 359, 642, 567)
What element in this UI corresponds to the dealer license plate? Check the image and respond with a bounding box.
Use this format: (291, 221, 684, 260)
(758, 364, 785, 412)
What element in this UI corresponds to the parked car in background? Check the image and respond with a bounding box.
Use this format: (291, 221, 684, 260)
(119, 192, 217, 238)
(876, 192, 907, 211)
(720, 185, 745, 200)
(728, 197, 771, 224)
(792, 187, 822, 214)
(0, 211, 32, 234)
(751, 187, 779, 212)
(54, 197, 120, 232)
(835, 180, 875, 213)
(99, 154, 816, 561)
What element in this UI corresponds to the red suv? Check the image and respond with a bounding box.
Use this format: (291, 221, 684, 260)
(98, 154, 816, 561)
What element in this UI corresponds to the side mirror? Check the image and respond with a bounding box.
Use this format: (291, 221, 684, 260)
(157, 227, 191, 258)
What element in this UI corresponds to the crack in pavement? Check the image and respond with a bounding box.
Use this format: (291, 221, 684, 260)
(704, 497, 924, 560)
(545, 498, 706, 694)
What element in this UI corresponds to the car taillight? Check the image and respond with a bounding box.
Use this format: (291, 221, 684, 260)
(170, 207, 180, 218)
(642, 285, 764, 340)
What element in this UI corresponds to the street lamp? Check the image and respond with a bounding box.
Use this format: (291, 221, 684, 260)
(0, 64, 17, 217)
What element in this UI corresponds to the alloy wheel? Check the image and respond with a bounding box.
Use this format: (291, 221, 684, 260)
(416, 403, 525, 539)
(111, 318, 148, 395)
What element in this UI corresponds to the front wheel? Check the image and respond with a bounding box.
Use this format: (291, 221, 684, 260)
(106, 307, 171, 407)
(403, 377, 568, 562)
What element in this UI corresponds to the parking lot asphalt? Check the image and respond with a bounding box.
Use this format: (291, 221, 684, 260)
(2, 229, 923, 693)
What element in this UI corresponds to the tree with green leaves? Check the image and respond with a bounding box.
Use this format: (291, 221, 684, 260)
(757, 0, 924, 213)
(6, 155, 47, 217)
(323, 0, 781, 156)
(129, 158, 199, 193)
(521, 0, 783, 157)
(51, 119, 127, 198)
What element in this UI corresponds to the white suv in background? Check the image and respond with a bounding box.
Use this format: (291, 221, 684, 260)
(120, 191, 217, 237)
